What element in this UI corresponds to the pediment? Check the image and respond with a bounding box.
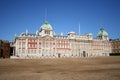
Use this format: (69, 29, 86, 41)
(41, 35, 54, 40)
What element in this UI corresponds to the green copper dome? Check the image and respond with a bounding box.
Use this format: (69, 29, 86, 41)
(98, 28, 108, 36)
(40, 21, 52, 31)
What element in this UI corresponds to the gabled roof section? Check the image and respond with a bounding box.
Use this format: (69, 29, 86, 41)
(41, 35, 54, 40)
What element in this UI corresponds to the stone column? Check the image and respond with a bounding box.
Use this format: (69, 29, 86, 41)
(26, 38, 28, 55)
(37, 38, 39, 56)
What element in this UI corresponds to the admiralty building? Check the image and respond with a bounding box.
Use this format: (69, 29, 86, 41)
(13, 21, 111, 58)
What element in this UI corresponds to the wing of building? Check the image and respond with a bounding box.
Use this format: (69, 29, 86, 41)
(13, 21, 111, 58)
(0, 40, 10, 58)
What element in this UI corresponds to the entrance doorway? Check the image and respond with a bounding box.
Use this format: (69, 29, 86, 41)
(58, 53, 61, 58)
(0, 49, 3, 58)
(83, 51, 86, 57)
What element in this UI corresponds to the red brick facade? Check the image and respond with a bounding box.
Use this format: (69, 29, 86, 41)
(0, 40, 10, 58)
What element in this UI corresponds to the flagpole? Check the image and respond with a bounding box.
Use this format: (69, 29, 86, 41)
(79, 23, 80, 35)
(45, 8, 47, 21)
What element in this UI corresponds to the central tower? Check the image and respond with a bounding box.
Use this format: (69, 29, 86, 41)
(97, 28, 109, 40)
(39, 21, 54, 37)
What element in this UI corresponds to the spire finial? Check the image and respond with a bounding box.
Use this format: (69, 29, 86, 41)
(26, 29, 28, 34)
(14, 33, 17, 37)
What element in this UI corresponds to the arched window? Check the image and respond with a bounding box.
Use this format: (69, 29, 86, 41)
(45, 30, 50, 34)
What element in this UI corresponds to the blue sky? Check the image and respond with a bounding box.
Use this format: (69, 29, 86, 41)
(0, 0, 120, 41)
